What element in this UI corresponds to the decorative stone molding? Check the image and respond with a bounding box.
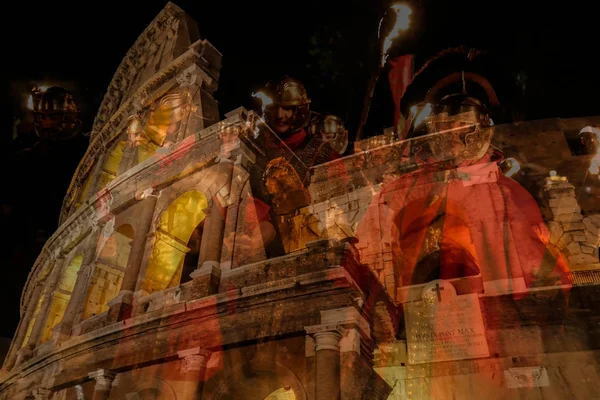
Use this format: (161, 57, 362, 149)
(305, 324, 344, 351)
(176, 64, 212, 88)
(88, 369, 117, 391)
(177, 347, 212, 373)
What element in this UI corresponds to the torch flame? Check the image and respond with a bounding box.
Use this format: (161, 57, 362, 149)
(409, 103, 432, 129)
(580, 126, 600, 175)
(380, 4, 412, 66)
(252, 91, 273, 115)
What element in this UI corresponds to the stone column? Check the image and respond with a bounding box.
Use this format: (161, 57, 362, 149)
(88, 369, 116, 400)
(3, 281, 45, 369)
(306, 325, 343, 400)
(177, 347, 212, 400)
(107, 191, 158, 322)
(189, 199, 225, 298)
(53, 232, 100, 339)
(26, 256, 68, 347)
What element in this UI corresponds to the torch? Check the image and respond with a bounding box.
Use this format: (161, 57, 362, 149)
(355, 4, 412, 142)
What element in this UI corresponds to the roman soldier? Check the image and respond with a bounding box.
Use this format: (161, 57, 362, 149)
(258, 76, 348, 215)
(355, 48, 571, 298)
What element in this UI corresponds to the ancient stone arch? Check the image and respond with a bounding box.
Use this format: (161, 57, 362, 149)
(81, 224, 134, 320)
(124, 376, 177, 400)
(210, 361, 307, 400)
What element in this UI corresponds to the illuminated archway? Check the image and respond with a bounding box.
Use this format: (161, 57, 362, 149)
(393, 198, 480, 287)
(74, 173, 94, 209)
(20, 263, 53, 348)
(41, 255, 83, 343)
(265, 387, 297, 400)
(142, 191, 208, 294)
(97, 140, 127, 189)
(82, 224, 134, 320)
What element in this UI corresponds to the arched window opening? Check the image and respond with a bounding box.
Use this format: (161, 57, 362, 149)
(21, 286, 47, 349)
(181, 221, 205, 285)
(97, 140, 127, 189)
(264, 387, 296, 400)
(142, 191, 208, 294)
(396, 200, 481, 287)
(41, 255, 83, 343)
(74, 173, 94, 210)
(82, 225, 134, 320)
(20, 263, 53, 348)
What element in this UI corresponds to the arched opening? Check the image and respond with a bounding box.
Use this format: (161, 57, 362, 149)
(395, 199, 481, 287)
(41, 255, 83, 343)
(81, 224, 134, 320)
(74, 173, 94, 209)
(97, 140, 127, 189)
(264, 387, 297, 400)
(142, 191, 208, 294)
(20, 263, 53, 348)
(181, 221, 205, 285)
(21, 288, 46, 348)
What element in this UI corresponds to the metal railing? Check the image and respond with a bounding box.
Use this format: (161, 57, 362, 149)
(566, 269, 600, 285)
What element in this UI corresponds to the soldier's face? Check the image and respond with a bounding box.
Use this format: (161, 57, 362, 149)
(269, 106, 294, 135)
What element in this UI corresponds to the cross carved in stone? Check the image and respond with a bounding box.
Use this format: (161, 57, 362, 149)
(431, 282, 444, 302)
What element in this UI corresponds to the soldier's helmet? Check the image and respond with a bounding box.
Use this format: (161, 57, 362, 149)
(401, 48, 506, 163)
(424, 92, 494, 162)
(32, 86, 81, 140)
(264, 77, 312, 133)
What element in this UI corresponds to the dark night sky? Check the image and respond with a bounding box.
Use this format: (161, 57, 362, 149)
(1, 0, 599, 338)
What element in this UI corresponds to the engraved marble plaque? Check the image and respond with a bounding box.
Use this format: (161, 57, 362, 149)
(405, 279, 489, 364)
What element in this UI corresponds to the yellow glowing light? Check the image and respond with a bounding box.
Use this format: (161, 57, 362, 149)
(380, 4, 412, 66)
(252, 91, 273, 114)
(142, 191, 207, 294)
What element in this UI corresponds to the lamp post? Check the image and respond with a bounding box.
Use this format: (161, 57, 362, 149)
(355, 4, 412, 142)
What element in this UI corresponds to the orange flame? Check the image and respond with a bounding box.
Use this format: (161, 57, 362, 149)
(380, 4, 412, 66)
(252, 91, 273, 115)
(410, 103, 432, 128)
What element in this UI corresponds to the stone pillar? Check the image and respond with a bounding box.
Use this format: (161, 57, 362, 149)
(88, 369, 116, 400)
(189, 199, 225, 298)
(199, 200, 226, 269)
(3, 281, 45, 369)
(26, 256, 68, 347)
(107, 191, 158, 322)
(544, 175, 598, 268)
(31, 388, 52, 400)
(177, 347, 212, 400)
(306, 325, 343, 400)
(53, 233, 100, 339)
